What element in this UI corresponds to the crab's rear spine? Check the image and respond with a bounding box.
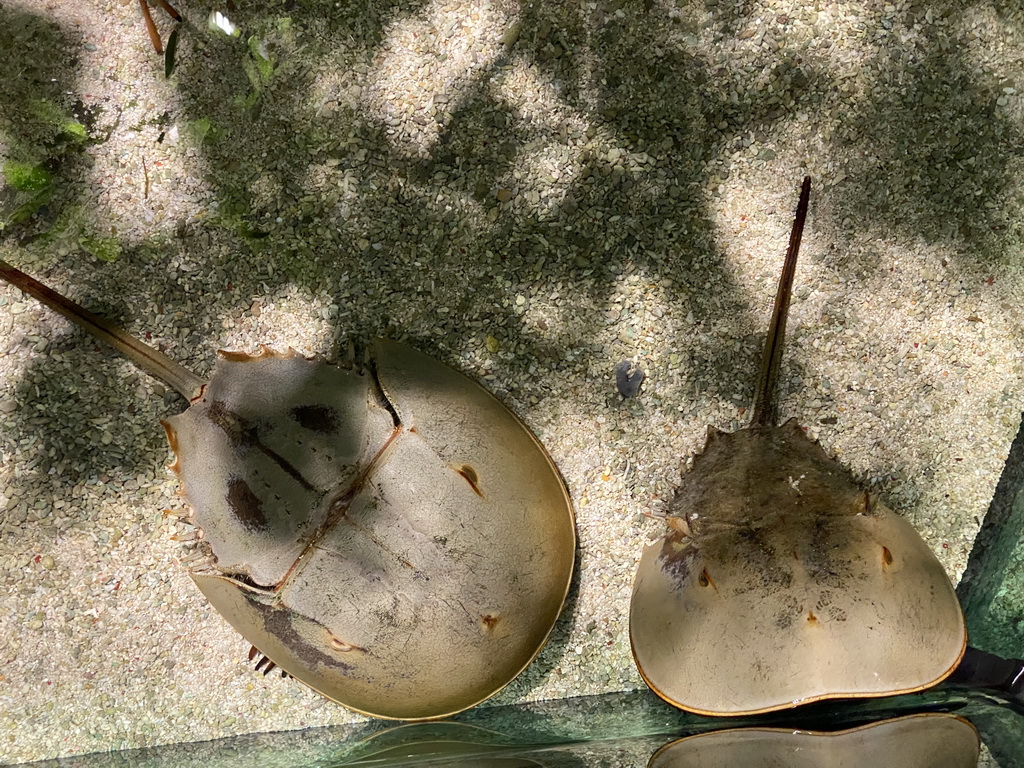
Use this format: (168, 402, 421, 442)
(750, 176, 811, 428)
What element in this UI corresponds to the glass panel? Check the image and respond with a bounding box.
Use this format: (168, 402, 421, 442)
(18, 687, 1022, 768)
(959, 414, 1024, 661)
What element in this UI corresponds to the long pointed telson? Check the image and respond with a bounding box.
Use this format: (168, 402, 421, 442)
(750, 175, 811, 427)
(0, 259, 203, 400)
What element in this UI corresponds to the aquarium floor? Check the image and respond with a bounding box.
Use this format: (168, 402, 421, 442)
(2, 0, 1024, 762)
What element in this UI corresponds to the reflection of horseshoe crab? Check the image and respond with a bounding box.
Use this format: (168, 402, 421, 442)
(648, 713, 980, 768)
(333, 721, 575, 767)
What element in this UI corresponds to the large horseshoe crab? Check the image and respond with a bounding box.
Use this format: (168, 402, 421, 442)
(630, 178, 967, 716)
(0, 261, 576, 720)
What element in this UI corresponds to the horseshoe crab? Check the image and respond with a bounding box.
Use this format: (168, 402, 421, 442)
(0, 260, 576, 720)
(630, 177, 967, 716)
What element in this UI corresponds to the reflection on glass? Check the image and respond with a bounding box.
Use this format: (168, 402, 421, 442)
(648, 714, 979, 768)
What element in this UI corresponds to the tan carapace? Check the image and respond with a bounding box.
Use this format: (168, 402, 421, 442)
(648, 714, 980, 768)
(0, 261, 575, 721)
(630, 178, 966, 716)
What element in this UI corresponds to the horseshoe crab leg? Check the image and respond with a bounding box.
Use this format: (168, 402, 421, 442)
(750, 176, 811, 428)
(0, 260, 203, 401)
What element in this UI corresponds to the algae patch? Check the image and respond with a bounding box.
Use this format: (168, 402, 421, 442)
(1, 99, 91, 232)
(4, 162, 52, 192)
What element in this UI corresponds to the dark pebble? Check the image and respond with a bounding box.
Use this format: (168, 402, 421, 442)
(615, 359, 645, 398)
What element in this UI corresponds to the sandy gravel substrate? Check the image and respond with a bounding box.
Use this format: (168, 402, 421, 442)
(1, 0, 1023, 762)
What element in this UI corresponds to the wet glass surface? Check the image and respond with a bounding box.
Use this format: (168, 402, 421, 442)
(25, 686, 1023, 768)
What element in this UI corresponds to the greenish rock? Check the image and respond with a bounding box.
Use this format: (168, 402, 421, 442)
(0, 162, 53, 230)
(79, 235, 122, 262)
(187, 118, 218, 146)
(4, 162, 52, 192)
(246, 36, 276, 85)
(60, 120, 88, 144)
(26, 99, 88, 150)
(0, 185, 51, 230)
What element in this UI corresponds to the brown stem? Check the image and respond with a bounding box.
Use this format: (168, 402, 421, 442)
(139, 0, 163, 54)
(154, 0, 182, 21)
(750, 176, 811, 427)
(0, 260, 203, 402)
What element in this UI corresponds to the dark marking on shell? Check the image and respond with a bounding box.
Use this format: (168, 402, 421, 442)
(800, 518, 849, 589)
(290, 404, 340, 434)
(206, 400, 316, 492)
(480, 613, 501, 631)
(730, 527, 794, 595)
(773, 595, 802, 629)
(699, 567, 717, 591)
(455, 463, 484, 497)
(227, 476, 269, 532)
(658, 533, 696, 584)
(258, 604, 355, 672)
(828, 605, 848, 622)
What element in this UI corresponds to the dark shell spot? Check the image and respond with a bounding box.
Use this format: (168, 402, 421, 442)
(807, 610, 819, 625)
(258, 608, 353, 673)
(827, 605, 848, 622)
(208, 400, 316, 492)
(227, 476, 269, 532)
(773, 595, 801, 628)
(698, 567, 716, 590)
(455, 464, 484, 497)
(480, 613, 501, 631)
(882, 545, 894, 567)
(291, 404, 341, 434)
(774, 611, 795, 629)
(658, 535, 696, 585)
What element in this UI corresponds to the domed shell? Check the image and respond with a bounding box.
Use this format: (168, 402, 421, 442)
(163, 339, 575, 720)
(630, 422, 965, 716)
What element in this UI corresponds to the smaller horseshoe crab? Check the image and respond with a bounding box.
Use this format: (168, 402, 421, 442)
(630, 178, 967, 716)
(0, 261, 576, 720)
